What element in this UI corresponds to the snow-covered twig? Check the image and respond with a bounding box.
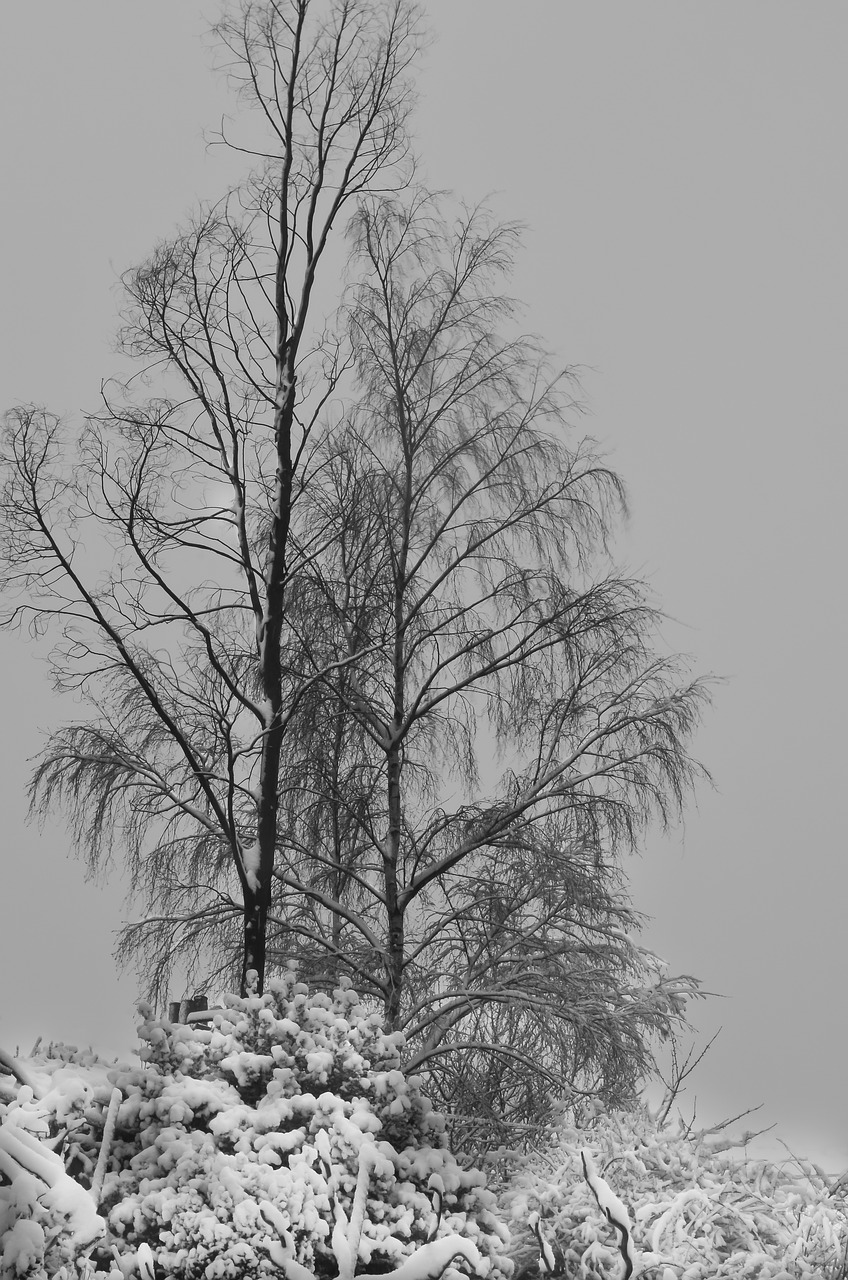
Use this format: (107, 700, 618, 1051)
(341, 1139, 394, 1280)
(0, 1120, 105, 1251)
(258, 1208, 485, 1280)
(90, 1086, 122, 1208)
(260, 1136, 487, 1280)
(427, 1173, 445, 1243)
(693, 1101, 768, 1147)
(258, 1201, 316, 1280)
(648, 1185, 715, 1255)
(581, 1148, 636, 1279)
(137, 1241, 156, 1279)
(313, 1129, 357, 1280)
(527, 1211, 562, 1275)
(0, 1045, 43, 1098)
(357, 1235, 487, 1280)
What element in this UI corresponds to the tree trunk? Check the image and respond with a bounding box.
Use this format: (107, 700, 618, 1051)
(241, 877, 269, 995)
(383, 739, 405, 1027)
(245, 350, 295, 995)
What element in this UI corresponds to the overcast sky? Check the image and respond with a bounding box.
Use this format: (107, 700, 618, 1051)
(1, 3, 846, 1173)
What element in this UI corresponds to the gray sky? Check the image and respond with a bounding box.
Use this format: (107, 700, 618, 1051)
(1, 3, 846, 1172)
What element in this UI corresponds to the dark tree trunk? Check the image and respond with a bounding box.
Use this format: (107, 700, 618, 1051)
(244, 343, 295, 996)
(383, 739, 405, 1027)
(241, 879, 269, 995)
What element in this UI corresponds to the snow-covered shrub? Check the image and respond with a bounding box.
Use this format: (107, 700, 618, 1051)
(1, 972, 509, 1280)
(0, 1055, 109, 1279)
(497, 1098, 848, 1279)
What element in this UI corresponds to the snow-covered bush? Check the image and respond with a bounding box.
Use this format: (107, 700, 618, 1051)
(497, 1098, 848, 1279)
(0, 972, 509, 1280)
(0, 1045, 112, 1278)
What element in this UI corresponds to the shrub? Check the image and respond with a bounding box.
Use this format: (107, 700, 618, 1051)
(496, 1098, 848, 1279)
(0, 972, 509, 1280)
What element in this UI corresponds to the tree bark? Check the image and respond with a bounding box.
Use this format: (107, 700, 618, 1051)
(244, 337, 296, 993)
(383, 736, 405, 1027)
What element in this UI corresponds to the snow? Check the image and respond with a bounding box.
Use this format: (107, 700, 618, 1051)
(7, 973, 842, 1280)
(526, 1212, 556, 1273)
(1, 976, 508, 1278)
(305, 1048, 335, 1079)
(581, 1148, 633, 1233)
(648, 1185, 715, 1255)
(357, 1235, 488, 1280)
(137, 1242, 155, 1279)
(0, 1049, 43, 1101)
(503, 1099, 848, 1279)
(2, 1217, 45, 1276)
(89, 1086, 122, 1207)
(240, 838, 261, 892)
(0, 1120, 105, 1248)
(427, 1172, 445, 1240)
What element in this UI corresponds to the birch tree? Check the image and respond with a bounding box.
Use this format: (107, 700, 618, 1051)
(0, 0, 419, 995)
(278, 196, 710, 1133)
(106, 193, 708, 1134)
(1, 7, 709, 1135)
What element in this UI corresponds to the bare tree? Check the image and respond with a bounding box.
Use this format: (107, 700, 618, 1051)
(0, 0, 420, 995)
(1, 7, 709, 1138)
(170, 193, 710, 1135)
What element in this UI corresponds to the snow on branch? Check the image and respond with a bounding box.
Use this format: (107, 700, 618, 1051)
(0, 1045, 43, 1099)
(0, 1118, 105, 1252)
(356, 1235, 488, 1280)
(259, 1134, 488, 1280)
(89, 1085, 122, 1208)
(581, 1148, 636, 1279)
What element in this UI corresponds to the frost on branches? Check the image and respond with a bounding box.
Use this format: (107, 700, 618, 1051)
(499, 1098, 848, 1279)
(0, 974, 508, 1280)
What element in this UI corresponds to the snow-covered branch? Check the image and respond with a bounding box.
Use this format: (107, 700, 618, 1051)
(581, 1149, 636, 1279)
